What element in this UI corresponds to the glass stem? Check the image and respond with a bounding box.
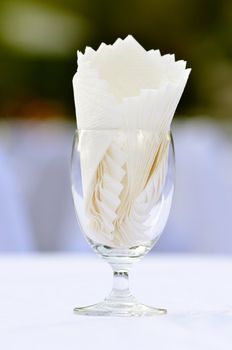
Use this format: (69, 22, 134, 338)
(106, 267, 135, 303)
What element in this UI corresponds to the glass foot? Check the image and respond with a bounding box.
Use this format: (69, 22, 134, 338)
(73, 297, 167, 317)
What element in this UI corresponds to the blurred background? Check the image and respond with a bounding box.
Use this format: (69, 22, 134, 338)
(0, 0, 232, 253)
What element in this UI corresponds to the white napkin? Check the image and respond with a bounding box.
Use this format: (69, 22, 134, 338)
(73, 35, 191, 247)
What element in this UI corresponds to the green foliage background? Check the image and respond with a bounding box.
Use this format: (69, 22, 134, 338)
(0, 0, 231, 120)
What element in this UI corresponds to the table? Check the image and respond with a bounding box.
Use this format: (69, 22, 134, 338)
(0, 254, 232, 349)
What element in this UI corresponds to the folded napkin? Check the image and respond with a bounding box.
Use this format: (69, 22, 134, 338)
(73, 35, 191, 247)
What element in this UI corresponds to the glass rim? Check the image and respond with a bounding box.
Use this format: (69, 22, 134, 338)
(74, 128, 172, 132)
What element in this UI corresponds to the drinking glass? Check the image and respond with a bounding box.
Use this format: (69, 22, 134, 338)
(71, 129, 175, 316)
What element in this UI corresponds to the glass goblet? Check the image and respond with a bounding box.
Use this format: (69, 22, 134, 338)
(71, 129, 175, 316)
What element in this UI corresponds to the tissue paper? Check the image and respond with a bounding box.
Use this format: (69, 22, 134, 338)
(73, 35, 190, 247)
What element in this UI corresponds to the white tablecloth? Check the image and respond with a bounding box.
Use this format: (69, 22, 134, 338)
(0, 254, 232, 349)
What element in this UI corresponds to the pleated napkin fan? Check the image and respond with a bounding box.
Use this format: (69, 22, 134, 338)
(73, 35, 191, 247)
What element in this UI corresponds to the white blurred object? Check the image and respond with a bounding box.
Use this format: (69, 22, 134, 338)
(0, 119, 231, 253)
(11, 121, 81, 251)
(0, 121, 83, 252)
(158, 120, 232, 253)
(0, 146, 33, 251)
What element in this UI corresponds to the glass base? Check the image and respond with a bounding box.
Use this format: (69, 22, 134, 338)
(73, 296, 167, 317)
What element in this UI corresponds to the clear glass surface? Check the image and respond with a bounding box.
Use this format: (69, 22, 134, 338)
(71, 129, 175, 316)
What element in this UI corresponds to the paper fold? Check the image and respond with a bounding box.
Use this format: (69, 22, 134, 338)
(73, 35, 190, 247)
